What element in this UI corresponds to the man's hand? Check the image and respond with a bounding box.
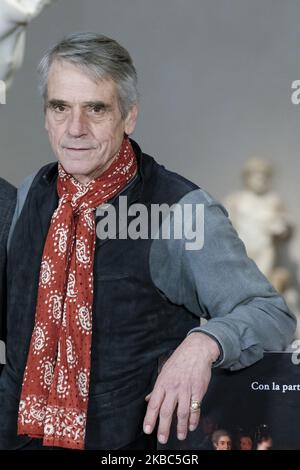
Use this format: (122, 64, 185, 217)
(143, 332, 220, 445)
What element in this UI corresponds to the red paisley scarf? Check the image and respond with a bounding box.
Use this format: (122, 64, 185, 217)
(17, 138, 137, 449)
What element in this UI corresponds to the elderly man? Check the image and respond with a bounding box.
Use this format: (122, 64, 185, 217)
(0, 178, 16, 366)
(0, 32, 295, 451)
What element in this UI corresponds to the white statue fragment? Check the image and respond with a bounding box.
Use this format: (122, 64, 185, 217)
(0, 0, 56, 88)
(224, 158, 289, 280)
(224, 157, 300, 338)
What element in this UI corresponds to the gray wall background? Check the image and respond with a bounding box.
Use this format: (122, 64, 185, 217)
(1, 0, 300, 283)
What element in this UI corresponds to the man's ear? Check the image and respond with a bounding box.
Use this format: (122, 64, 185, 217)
(124, 104, 139, 135)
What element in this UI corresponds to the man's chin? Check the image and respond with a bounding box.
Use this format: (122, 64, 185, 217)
(59, 161, 91, 178)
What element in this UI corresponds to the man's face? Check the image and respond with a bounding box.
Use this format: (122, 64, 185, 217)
(215, 435, 232, 450)
(45, 60, 138, 184)
(240, 436, 253, 450)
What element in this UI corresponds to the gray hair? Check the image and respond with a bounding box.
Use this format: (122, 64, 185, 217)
(38, 32, 138, 118)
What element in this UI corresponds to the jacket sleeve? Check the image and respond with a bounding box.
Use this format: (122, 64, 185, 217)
(0, 179, 16, 345)
(149, 188, 296, 371)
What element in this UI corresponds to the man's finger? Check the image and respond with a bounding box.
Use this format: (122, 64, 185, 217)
(176, 395, 191, 440)
(143, 387, 165, 435)
(157, 393, 177, 445)
(188, 396, 202, 432)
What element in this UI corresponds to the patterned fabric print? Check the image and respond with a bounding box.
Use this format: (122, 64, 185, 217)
(17, 138, 137, 449)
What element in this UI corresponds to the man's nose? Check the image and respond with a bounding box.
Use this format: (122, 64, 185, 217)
(67, 109, 88, 137)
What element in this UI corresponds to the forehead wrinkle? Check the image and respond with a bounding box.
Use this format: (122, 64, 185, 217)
(47, 61, 119, 105)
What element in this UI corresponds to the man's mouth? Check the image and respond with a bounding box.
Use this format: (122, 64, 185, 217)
(64, 147, 92, 152)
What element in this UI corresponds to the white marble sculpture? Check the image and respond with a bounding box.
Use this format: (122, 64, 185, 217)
(224, 158, 289, 280)
(224, 157, 300, 338)
(0, 0, 56, 88)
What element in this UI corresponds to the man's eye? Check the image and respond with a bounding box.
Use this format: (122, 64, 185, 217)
(48, 104, 66, 113)
(54, 105, 66, 112)
(90, 105, 105, 113)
